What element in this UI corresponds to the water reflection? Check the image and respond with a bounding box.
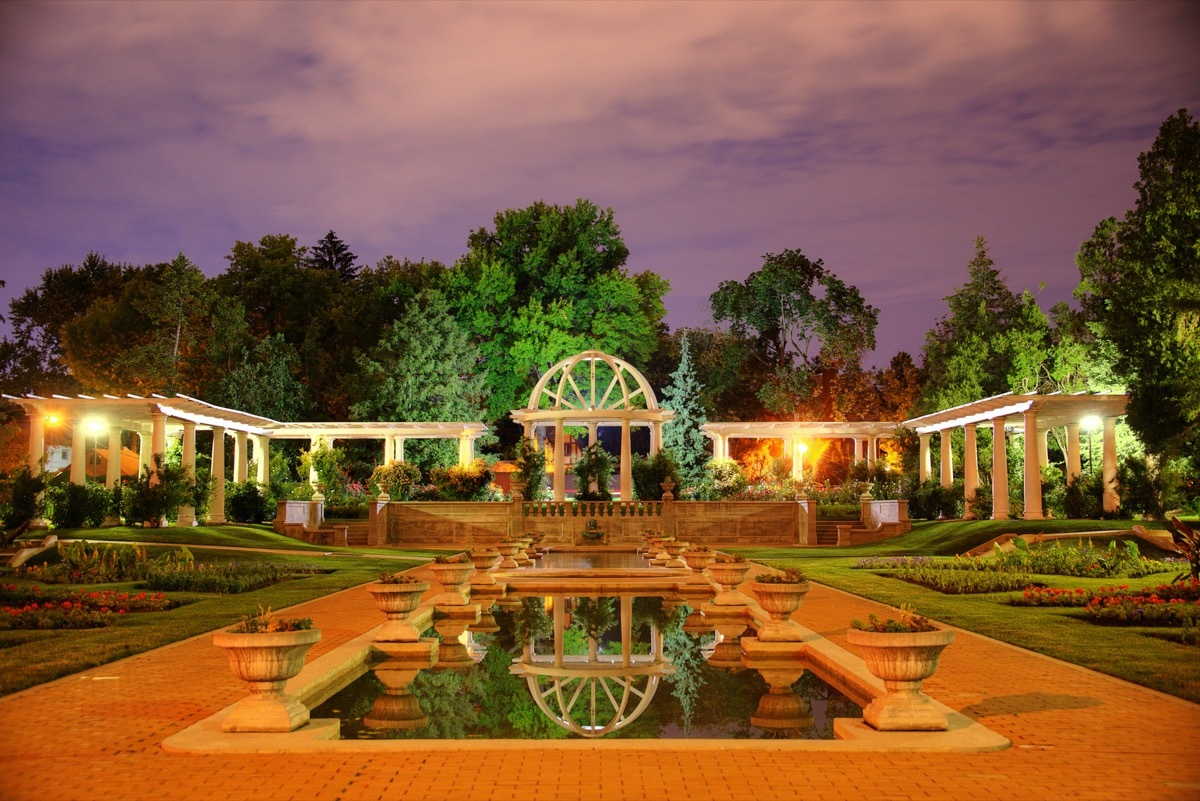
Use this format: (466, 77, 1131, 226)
(315, 594, 861, 740)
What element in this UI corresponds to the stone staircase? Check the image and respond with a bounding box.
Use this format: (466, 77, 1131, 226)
(815, 521, 841, 546)
(343, 521, 370, 547)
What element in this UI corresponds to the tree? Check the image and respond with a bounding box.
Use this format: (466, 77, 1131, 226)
(1076, 108, 1200, 459)
(350, 289, 488, 472)
(445, 199, 668, 419)
(920, 237, 1053, 412)
(307, 230, 359, 282)
(659, 335, 709, 487)
(710, 248, 877, 420)
(209, 334, 311, 421)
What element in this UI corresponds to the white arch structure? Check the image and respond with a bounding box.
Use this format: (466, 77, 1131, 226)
(510, 350, 674, 501)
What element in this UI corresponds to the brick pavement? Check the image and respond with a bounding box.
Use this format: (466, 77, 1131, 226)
(1, 566, 1199, 801)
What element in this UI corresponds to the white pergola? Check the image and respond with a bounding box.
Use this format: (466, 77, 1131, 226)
(510, 350, 674, 501)
(903, 392, 1128, 519)
(701, 420, 902, 481)
(5, 392, 488, 525)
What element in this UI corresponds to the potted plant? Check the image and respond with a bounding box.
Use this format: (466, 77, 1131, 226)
(680, 544, 715, 582)
(211, 606, 321, 732)
(496, 539, 523, 569)
(707, 553, 752, 605)
(845, 604, 955, 731)
(428, 554, 474, 605)
(365, 572, 430, 642)
(750, 567, 810, 641)
(468, 547, 503, 585)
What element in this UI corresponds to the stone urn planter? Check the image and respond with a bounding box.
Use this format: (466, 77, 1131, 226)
(365, 579, 430, 642)
(661, 540, 689, 568)
(496, 540, 522, 569)
(749, 569, 810, 641)
(681, 548, 716, 586)
(468, 549, 503, 585)
(212, 624, 322, 732)
(511, 536, 533, 567)
(707, 558, 753, 605)
(428, 559, 474, 606)
(845, 626, 955, 731)
(364, 664, 428, 731)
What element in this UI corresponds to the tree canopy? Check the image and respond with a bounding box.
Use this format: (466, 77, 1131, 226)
(1075, 108, 1200, 458)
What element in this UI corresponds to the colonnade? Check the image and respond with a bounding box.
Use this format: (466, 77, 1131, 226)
(521, 418, 664, 503)
(706, 429, 886, 482)
(917, 413, 1120, 520)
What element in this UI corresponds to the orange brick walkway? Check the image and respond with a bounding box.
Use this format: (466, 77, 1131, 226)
(1, 571, 1199, 801)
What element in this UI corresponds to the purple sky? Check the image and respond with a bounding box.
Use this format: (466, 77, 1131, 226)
(1, 2, 1197, 368)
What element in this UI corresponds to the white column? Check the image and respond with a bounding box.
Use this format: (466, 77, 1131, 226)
(587, 422, 598, 448)
(138, 430, 152, 474)
(992, 419, 1009, 520)
(458, 432, 472, 467)
(649, 422, 661, 457)
(177, 421, 197, 527)
(963, 424, 978, 517)
(715, 434, 727, 460)
(553, 419, 565, 502)
(791, 439, 802, 482)
(254, 435, 270, 485)
(382, 437, 391, 464)
(621, 595, 633, 668)
(939, 432, 953, 488)
(868, 436, 878, 467)
(918, 433, 931, 483)
(148, 410, 166, 487)
(70, 417, 87, 485)
(308, 437, 320, 487)
(1102, 416, 1119, 513)
(1065, 423, 1082, 482)
(620, 419, 632, 501)
(523, 422, 533, 440)
(1023, 409, 1043, 520)
(234, 431, 248, 483)
(105, 427, 122, 488)
(209, 427, 226, 524)
(1037, 429, 1049, 469)
(28, 413, 45, 475)
(395, 436, 405, 463)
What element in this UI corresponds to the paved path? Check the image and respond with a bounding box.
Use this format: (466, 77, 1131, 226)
(1, 566, 1198, 801)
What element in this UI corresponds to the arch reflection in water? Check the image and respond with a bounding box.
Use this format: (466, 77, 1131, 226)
(314, 592, 861, 740)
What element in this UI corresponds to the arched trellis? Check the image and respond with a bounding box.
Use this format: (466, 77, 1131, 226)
(512, 350, 674, 501)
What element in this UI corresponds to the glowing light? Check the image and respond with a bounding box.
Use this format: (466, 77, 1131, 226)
(46, 415, 59, 425)
(87, 419, 105, 433)
(796, 442, 808, 455)
(1081, 415, 1102, 431)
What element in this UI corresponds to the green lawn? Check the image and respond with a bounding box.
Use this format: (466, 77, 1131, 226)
(0, 525, 453, 696)
(733, 519, 1199, 703)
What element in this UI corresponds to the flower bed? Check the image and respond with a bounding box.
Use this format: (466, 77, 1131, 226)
(853, 556, 934, 570)
(1010, 580, 1200, 627)
(141, 561, 325, 594)
(0, 584, 177, 630)
(888, 567, 1035, 594)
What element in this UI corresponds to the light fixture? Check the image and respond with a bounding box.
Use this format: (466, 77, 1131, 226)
(1081, 415, 1102, 431)
(87, 419, 105, 433)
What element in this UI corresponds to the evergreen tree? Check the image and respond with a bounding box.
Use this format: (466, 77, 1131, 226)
(660, 335, 709, 488)
(308, 230, 359, 282)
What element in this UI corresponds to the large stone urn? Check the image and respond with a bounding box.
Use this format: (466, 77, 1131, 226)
(365, 581, 430, 642)
(468, 549, 503, 585)
(428, 560, 474, 606)
(749, 580, 810, 641)
(212, 628, 322, 732)
(496, 540, 522, 570)
(707, 560, 753, 606)
(845, 627, 955, 731)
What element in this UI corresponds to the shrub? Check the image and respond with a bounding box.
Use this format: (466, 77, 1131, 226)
(17, 541, 148, 584)
(905, 478, 964, 520)
(45, 481, 111, 528)
(512, 438, 549, 500)
(1064, 472, 1105, 519)
(572, 444, 614, 502)
(631, 450, 682, 501)
(228, 605, 312, 633)
(698, 458, 747, 500)
(851, 604, 938, 632)
(225, 480, 273, 523)
(122, 455, 195, 526)
(430, 459, 495, 501)
(889, 566, 1035, 594)
(0, 466, 44, 531)
(369, 460, 422, 500)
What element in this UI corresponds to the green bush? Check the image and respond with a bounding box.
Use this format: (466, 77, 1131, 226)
(631, 450, 682, 501)
(0, 466, 44, 531)
(45, 481, 111, 528)
(225, 480, 273, 523)
(513, 437, 549, 500)
(431, 459, 495, 501)
(573, 444, 614, 502)
(905, 478, 963, 519)
(890, 566, 1035, 594)
(122, 455, 195, 526)
(369, 460, 422, 500)
(698, 458, 747, 500)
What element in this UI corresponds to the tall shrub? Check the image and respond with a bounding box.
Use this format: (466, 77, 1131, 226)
(573, 444, 614, 501)
(513, 437, 549, 500)
(631, 450, 682, 501)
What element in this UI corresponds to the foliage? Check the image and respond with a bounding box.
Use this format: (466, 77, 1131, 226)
(710, 248, 877, 419)
(851, 604, 938, 633)
(143, 556, 322, 593)
(994, 537, 1173, 579)
(369, 460, 422, 500)
(754, 567, 807, 583)
(572, 443, 614, 501)
(1170, 516, 1200, 582)
(0, 585, 176, 630)
(350, 289, 488, 474)
(890, 566, 1035, 594)
(208, 333, 311, 421)
(224, 481, 273, 524)
(1, 466, 44, 530)
(377, 572, 423, 585)
(631, 450, 682, 501)
(570, 597, 616, 642)
(697, 458, 748, 500)
(429, 459, 495, 501)
(904, 478, 964, 520)
(511, 596, 552, 646)
(659, 335, 709, 487)
(1083, 584, 1200, 626)
(298, 439, 345, 495)
(44, 480, 111, 528)
(512, 437, 548, 500)
(228, 605, 313, 633)
(445, 199, 666, 420)
(1075, 109, 1200, 459)
(659, 602, 703, 734)
(122, 455, 196, 526)
(307, 230, 359, 282)
(17, 541, 148, 584)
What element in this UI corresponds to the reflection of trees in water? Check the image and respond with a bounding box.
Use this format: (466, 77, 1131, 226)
(793, 670, 862, 740)
(473, 644, 568, 740)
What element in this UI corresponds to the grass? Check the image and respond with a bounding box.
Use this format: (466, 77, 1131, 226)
(0, 524, 454, 696)
(732, 519, 1200, 703)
